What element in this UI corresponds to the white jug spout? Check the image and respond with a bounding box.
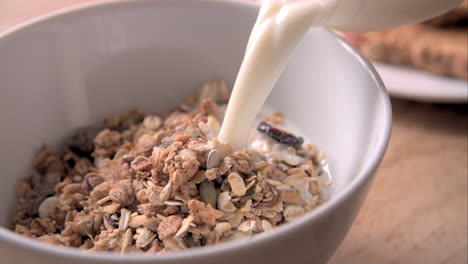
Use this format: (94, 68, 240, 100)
(327, 0, 464, 32)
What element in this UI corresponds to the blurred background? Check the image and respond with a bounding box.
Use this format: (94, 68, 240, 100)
(1, 0, 467, 263)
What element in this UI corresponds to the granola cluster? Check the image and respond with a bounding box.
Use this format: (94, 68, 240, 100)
(13, 80, 326, 253)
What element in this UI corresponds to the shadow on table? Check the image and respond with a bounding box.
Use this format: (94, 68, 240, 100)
(390, 98, 467, 136)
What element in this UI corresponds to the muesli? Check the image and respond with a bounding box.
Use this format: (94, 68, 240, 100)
(13, 80, 327, 253)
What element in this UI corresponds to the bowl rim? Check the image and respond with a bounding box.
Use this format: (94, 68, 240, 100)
(0, 0, 392, 261)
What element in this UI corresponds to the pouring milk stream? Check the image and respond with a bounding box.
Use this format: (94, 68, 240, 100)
(218, 0, 462, 150)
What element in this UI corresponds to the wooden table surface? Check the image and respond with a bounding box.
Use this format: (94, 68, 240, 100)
(329, 100, 467, 264)
(2, 1, 467, 263)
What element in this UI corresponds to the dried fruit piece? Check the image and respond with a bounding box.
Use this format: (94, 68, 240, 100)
(82, 172, 104, 192)
(257, 121, 304, 149)
(113, 163, 133, 182)
(131, 156, 152, 172)
(38, 197, 58, 218)
(67, 126, 100, 155)
(214, 222, 232, 235)
(108, 214, 120, 228)
(90, 181, 111, 201)
(261, 220, 273, 231)
(135, 135, 155, 155)
(109, 180, 134, 206)
(186, 235, 201, 248)
(93, 129, 122, 158)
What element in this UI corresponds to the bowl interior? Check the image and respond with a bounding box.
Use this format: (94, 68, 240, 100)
(0, 0, 389, 245)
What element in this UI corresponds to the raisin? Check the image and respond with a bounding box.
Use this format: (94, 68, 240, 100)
(81, 172, 104, 193)
(257, 121, 304, 149)
(24, 172, 61, 217)
(108, 214, 120, 228)
(187, 235, 201, 248)
(67, 126, 101, 156)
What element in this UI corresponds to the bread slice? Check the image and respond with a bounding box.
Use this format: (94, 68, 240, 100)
(346, 24, 467, 80)
(344, 1, 468, 80)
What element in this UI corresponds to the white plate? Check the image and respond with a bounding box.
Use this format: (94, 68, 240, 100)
(373, 62, 468, 103)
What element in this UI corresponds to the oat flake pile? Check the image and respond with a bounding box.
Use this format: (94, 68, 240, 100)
(13, 80, 327, 253)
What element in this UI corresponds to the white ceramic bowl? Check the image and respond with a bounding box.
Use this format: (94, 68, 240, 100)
(0, 0, 392, 263)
